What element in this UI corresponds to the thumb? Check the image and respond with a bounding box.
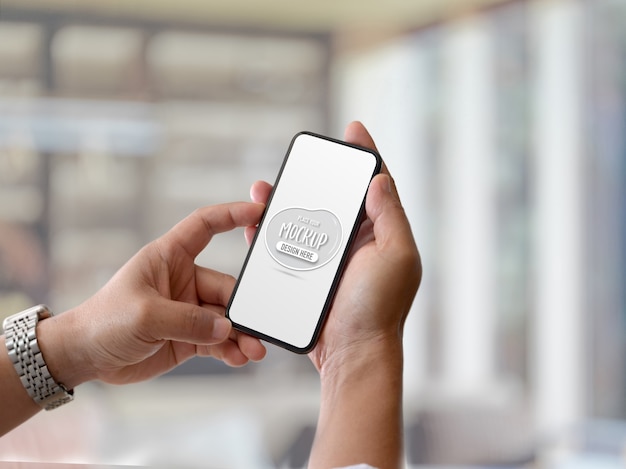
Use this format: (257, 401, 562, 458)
(366, 174, 415, 252)
(366, 173, 423, 298)
(150, 300, 233, 345)
(366, 173, 401, 224)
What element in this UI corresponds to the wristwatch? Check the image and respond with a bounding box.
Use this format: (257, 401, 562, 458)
(3, 304, 74, 410)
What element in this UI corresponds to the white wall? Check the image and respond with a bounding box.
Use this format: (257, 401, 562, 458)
(333, 0, 589, 437)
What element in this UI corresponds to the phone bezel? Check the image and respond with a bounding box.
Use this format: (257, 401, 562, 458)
(226, 131, 383, 354)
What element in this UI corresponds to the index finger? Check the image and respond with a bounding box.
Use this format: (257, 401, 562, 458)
(164, 202, 265, 258)
(343, 120, 380, 154)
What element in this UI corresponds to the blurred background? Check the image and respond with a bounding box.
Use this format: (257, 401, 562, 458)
(0, 0, 624, 467)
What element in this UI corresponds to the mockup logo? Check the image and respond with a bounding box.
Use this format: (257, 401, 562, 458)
(265, 207, 342, 271)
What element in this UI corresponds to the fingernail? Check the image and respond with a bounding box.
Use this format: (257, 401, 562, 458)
(382, 174, 392, 193)
(212, 317, 231, 341)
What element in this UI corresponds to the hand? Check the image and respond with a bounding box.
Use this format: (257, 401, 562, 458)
(246, 122, 422, 373)
(247, 122, 421, 468)
(43, 202, 268, 389)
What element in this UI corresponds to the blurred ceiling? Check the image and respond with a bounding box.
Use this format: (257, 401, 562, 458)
(3, 0, 509, 32)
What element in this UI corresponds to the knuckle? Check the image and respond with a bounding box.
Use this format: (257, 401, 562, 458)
(395, 243, 422, 290)
(183, 307, 205, 336)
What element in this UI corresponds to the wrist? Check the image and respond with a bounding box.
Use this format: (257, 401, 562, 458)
(312, 336, 405, 469)
(36, 306, 95, 390)
(318, 335, 404, 391)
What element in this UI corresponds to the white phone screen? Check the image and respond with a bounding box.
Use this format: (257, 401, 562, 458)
(226, 132, 381, 353)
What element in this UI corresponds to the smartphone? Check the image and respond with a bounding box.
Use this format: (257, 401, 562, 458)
(226, 131, 382, 354)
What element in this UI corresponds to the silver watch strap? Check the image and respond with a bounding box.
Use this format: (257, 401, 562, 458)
(3, 305, 74, 410)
